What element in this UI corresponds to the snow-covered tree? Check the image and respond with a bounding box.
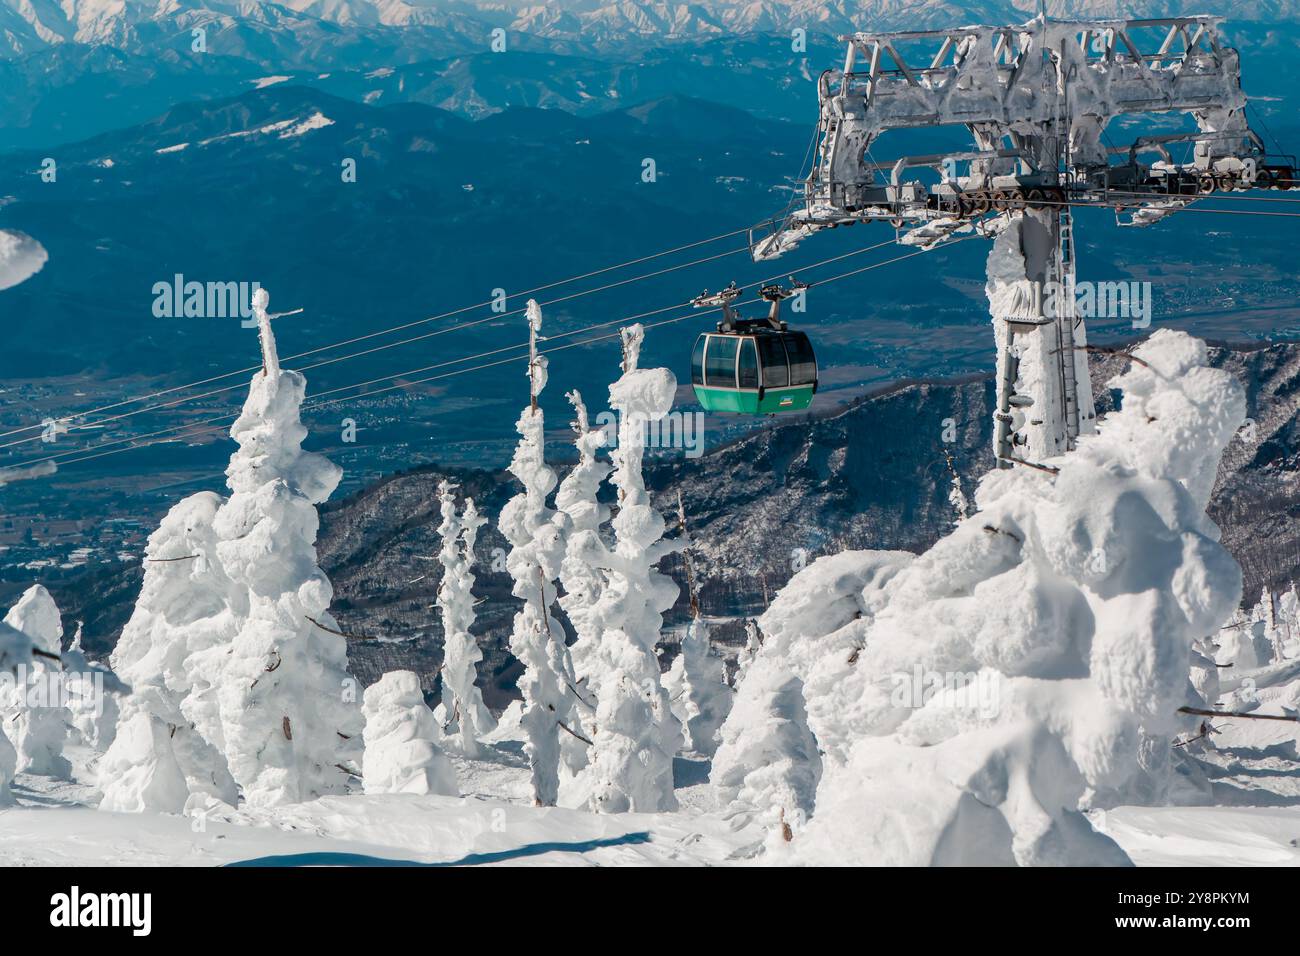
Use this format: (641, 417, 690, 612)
(555, 390, 612, 685)
(2, 586, 70, 778)
(0, 586, 69, 800)
(60, 625, 120, 751)
(943, 448, 969, 525)
(712, 550, 899, 842)
(362, 671, 458, 796)
(499, 300, 580, 807)
(99, 491, 239, 813)
(0, 701, 15, 804)
(663, 494, 730, 756)
(1, 617, 37, 802)
(1276, 586, 1300, 660)
(434, 481, 494, 757)
(714, 662, 820, 842)
(573, 324, 683, 813)
(553, 388, 612, 770)
(198, 288, 362, 808)
(1241, 586, 1300, 663)
(666, 617, 730, 758)
(0, 459, 61, 799)
(98, 688, 196, 813)
(1188, 636, 1221, 718)
(0, 620, 29, 804)
(734, 619, 762, 688)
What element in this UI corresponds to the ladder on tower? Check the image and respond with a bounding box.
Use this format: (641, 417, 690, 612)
(1052, 68, 1082, 450)
(1056, 202, 1081, 448)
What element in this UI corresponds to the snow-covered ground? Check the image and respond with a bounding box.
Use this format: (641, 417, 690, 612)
(3, 732, 1298, 866)
(0, 745, 762, 866)
(1093, 718, 1300, 866)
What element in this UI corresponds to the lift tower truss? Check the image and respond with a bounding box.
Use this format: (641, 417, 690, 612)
(754, 15, 1293, 467)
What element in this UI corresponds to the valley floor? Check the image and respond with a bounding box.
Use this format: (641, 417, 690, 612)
(3, 728, 1299, 866)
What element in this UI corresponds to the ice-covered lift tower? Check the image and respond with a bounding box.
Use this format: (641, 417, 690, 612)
(753, 13, 1293, 467)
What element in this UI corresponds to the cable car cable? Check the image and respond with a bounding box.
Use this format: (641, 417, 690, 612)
(0, 223, 763, 441)
(0, 234, 904, 455)
(21, 240, 973, 472)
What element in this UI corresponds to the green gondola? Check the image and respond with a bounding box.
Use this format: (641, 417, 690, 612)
(689, 281, 818, 415)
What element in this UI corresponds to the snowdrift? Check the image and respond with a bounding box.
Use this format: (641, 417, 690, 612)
(721, 330, 1246, 865)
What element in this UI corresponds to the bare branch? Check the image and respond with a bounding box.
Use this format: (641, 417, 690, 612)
(1052, 343, 1152, 370)
(305, 615, 372, 642)
(1002, 456, 1060, 476)
(566, 680, 596, 711)
(1178, 705, 1299, 723)
(557, 719, 593, 747)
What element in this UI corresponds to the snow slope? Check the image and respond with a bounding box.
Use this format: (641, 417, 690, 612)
(2, 739, 1298, 866)
(0, 746, 758, 866)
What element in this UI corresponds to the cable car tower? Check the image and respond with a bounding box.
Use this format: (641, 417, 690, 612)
(752, 12, 1293, 468)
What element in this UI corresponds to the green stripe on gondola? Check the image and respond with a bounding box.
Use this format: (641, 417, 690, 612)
(692, 384, 815, 415)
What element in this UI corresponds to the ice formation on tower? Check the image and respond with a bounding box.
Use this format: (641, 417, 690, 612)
(362, 670, 458, 796)
(985, 216, 1096, 460)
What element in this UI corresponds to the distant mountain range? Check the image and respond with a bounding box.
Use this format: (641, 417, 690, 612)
(5, 0, 1300, 63)
(3, 2, 1298, 152)
(0, 32, 847, 149)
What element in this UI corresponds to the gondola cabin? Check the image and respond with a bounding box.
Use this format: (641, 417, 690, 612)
(688, 280, 818, 415)
(690, 328, 817, 414)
